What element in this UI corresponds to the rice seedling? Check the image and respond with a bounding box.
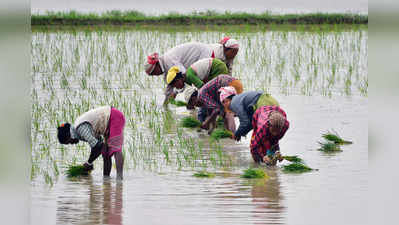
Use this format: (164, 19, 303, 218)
(44, 171, 54, 186)
(241, 168, 268, 179)
(169, 99, 187, 107)
(193, 171, 215, 178)
(210, 128, 232, 140)
(282, 163, 313, 173)
(216, 117, 224, 128)
(65, 165, 90, 177)
(282, 155, 303, 163)
(318, 141, 342, 152)
(180, 116, 201, 128)
(322, 131, 353, 144)
(30, 22, 367, 187)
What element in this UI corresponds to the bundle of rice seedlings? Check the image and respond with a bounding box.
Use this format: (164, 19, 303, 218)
(322, 131, 352, 144)
(282, 155, 303, 163)
(241, 168, 268, 178)
(170, 99, 187, 107)
(282, 163, 313, 173)
(216, 117, 224, 128)
(210, 128, 232, 140)
(180, 116, 201, 128)
(193, 171, 215, 178)
(318, 141, 342, 152)
(66, 165, 89, 177)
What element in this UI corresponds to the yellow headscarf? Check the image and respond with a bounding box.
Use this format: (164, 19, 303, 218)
(167, 66, 180, 84)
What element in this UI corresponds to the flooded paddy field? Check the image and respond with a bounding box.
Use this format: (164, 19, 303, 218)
(31, 25, 367, 224)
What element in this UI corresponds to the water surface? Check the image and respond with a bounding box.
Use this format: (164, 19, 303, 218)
(31, 26, 367, 225)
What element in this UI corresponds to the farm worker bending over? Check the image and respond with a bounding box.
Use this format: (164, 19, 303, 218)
(57, 106, 125, 179)
(184, 75, 243, 133)
(144, 38, 239, 104)
(166, 58, 229, 91)
(211, 36, 239, 75)
(220, 90, 289, 165)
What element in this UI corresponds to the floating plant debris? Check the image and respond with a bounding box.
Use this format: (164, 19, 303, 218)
(170, 99, 187, 107)
(283, 155, 303, 163)
(322, 131, 352, 144)
(180, 116, 201, 128)
(241, 168, 268, 178)
(193, 171, 215, 178)
(282, 163, 313, 173)
(66, 165, 89, 177)
(318, 141, 342, 152)
(210, 128, 233, 140)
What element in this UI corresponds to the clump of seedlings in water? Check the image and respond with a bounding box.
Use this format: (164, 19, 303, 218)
(318, 141, 342, 152)
(283, 155, 303, 163)
(216, 117, 224, 128)
(210, 128, 232, 140)
(322, 131, 353, 144)
(180, 116, 201, 128)
(170, 99, 187, 107)
(193, 171, 215, 178)
(282, 163, 313, 173)
(66, 165, 89, 177)
(241, 168, 268, 179)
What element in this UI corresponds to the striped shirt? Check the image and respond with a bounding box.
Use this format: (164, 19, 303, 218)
(70, 122, 99, 148)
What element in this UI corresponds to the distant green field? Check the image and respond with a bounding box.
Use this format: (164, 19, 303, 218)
(31, 10, 368, 26)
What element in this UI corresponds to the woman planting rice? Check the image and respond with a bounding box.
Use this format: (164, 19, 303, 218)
(220, 90, 289, 165)
(250, 106, 289, 165)
(166, 58, 228, 117)
(166, 57, 229, 91)
(57, 106, 125, 179)
(184, 75, 243, 133)
(144, 37, 239, 104)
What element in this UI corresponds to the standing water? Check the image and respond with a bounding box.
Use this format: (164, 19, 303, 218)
(31, 25, 367, 224)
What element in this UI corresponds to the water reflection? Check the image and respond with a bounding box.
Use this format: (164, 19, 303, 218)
(56, 177, 123, 225)
(249, 169, 284, 225)
(102, 179, 123, 225)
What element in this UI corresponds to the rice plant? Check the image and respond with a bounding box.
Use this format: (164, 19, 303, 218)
(210, 128, 232, 140)
(170, 99, 187, 107)
(193, 171, 215, 178)
(282, 163, 313, 173)
(282, 155, 303, 163)
(322, 131, 353, 144)
(318, 141, 342, 152)
(180, 116, 201, 128)
(66, 165, 90, 177)
(241, 168, 268, 179)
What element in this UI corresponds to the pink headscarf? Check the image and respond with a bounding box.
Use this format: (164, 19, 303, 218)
(219, 86, 237, 103)
(145, 52, 159, 75)
(220, 37, 239, 49)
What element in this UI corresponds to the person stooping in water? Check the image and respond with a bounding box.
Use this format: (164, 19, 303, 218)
(57, 106, 125, 179)
(144, 37, 239, 104)
(184, 75, 243, 133)
(219, 89, 290, 165)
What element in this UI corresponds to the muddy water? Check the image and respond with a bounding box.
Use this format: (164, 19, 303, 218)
(31, 27, 367, 224)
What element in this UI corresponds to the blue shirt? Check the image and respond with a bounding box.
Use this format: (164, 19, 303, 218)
(229, 91, 263, 138)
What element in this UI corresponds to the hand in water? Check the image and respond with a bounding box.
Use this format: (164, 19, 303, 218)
(263, 155, 272, 165)
(275, 151, 283, 162)
(83, 162, 94, 171)
(232, 134, 241, 142)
